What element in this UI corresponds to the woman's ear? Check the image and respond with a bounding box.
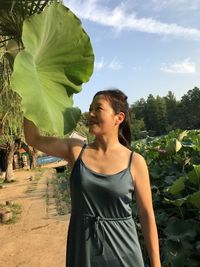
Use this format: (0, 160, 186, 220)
(115, 112, 125, 126)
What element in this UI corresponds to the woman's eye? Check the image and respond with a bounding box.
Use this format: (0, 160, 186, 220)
(89, 106, 102, 112)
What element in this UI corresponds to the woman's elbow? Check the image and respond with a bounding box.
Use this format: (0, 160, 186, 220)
(138, 208, 155, 223)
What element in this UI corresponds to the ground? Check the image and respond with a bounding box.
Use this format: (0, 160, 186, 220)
(0, 163, 70, 267)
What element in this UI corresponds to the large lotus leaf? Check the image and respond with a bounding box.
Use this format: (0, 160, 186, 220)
(170, 176, 186, 195)
(178, 130, 188, 141)
(175, 139, 182, 152)
(163, 239, 193, 267)
(188, 165, 200, 185)
(164, 219, 197, 241)
(163, 197, 187, 207)
(189, 191, 200, 209)
(11, 2, 94, 135)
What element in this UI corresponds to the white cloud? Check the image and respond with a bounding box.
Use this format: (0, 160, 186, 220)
(94, 57, 106, 70)
(64, 0, 200, 40)
(94, 57, 122, 71)
(160, 58, 196, 74)
(108, 58, 122, 70)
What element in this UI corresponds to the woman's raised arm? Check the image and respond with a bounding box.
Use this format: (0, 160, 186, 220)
(24, 117, 83, 163)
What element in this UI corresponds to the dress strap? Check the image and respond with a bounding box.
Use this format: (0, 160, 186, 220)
(128, 150, 134, 169)
(78, 143, 87, 160)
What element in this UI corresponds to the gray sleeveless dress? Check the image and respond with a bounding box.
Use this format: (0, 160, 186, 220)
(66, 144, 144, 267)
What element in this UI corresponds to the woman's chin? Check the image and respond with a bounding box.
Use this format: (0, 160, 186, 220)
(89, 126, 99, 135)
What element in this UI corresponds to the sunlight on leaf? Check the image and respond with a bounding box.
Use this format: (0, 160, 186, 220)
(11, 2, 94, 135)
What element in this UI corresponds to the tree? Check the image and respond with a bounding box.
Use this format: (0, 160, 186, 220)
(164, 91, 177, 131)
(0, 47, 22, 181)
(184, 87, 200, 129)
(156, 96, 168, 135)
(144, 94, 159, 135)
(176, 87, 200, 130)
(73, 112, 94, 143)
(130, 112, 145, 140)
(131, 98, 146, 120)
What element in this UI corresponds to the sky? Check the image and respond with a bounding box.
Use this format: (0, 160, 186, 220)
(63, 0, 200, 112)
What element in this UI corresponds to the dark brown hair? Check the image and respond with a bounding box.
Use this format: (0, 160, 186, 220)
(94, 89, 131, 148)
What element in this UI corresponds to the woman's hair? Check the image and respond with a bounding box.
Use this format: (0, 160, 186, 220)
(94, 89, 131, 148)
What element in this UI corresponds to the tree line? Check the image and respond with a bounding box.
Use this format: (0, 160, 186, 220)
(130, 87, 200, 140)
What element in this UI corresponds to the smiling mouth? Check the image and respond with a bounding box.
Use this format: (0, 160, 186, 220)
(89, 120, 98, 125)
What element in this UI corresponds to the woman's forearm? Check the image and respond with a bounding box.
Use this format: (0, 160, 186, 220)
(139, 211, 161, 267)
(24, 117, 41, 146)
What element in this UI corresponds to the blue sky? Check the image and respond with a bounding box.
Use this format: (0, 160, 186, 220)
(63, 0, 200, 112)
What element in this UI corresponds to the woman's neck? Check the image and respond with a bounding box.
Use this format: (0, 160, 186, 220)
(91, 136, 122, 153)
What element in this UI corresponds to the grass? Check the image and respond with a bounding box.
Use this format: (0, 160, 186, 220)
(0, 177, 16, 184)
(0, 202, 22, 224)
(25, 173, 41, 193)
(31, 167, 48, 173)
(52, 166, 71, 215)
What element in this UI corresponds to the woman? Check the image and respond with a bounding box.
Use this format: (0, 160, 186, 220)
(24, 89, 161, 267)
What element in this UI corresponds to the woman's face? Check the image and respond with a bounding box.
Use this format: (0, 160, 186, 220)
(88, 95, 118, 135)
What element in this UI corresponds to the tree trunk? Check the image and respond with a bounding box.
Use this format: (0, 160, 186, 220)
(31, 148, 37, 169)
(21, 142, 37, 169)
(5, 142, 15, 182)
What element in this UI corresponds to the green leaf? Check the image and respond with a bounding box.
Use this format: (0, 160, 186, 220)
(163, 240, 192, 267)
(178, 130, 188, 141)
(196, 241, 200, 253)
(170, 176, 186, 195)
(175, 139, 182, 152)
(166, 138, 182, 153)
(11, 2, 94, 135)
(189, 191, 200, 209)
(164, 219, 197, 241)
(166, 139, 175, 153)
(188, 165, 200, 185)
(163, 197, 187, 207)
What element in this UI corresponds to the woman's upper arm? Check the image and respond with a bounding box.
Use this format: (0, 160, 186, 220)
(131, 153, 154, 217)
(28, 135, 84, 163)
(24, 117, 84, 162)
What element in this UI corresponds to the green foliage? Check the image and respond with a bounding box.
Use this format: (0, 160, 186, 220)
(130, 111, 146, 140)
(0, 44, 23, 145)
(72, 112, 94, 143)
(131, 88, 200, 138)
(11, 2, 94, 135)
(53, 166, 71, 215)
(0, 1, 59, 147)
(133, 130, 200, 266)
(0, 1, 58, 50)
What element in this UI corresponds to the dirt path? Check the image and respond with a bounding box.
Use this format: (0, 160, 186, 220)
(0, 166, 70, 267)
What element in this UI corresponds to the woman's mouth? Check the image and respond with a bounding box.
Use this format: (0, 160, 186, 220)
(89, 120, 98, 125)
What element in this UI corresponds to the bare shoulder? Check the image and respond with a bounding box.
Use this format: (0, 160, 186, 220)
(130, 152, 148, 182)
(132, 152, 147, 166)
(66, 138, 85, 166)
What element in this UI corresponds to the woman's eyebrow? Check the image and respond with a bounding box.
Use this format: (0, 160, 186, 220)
(95, 102, 103, 106)
(89, 103, 103, 109)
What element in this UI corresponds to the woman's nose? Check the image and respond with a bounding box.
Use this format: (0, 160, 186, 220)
(89, 109, 95, 117)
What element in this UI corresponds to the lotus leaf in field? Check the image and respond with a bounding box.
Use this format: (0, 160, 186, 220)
(11, 2, 94, 135)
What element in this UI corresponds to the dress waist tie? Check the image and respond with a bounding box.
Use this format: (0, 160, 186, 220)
(83, 214, 132, 255)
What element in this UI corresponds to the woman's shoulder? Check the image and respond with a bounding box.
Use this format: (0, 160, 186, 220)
(132, 151, 145, 161)
(131, 151, 147, 173)
(67, 138, 86, 166)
